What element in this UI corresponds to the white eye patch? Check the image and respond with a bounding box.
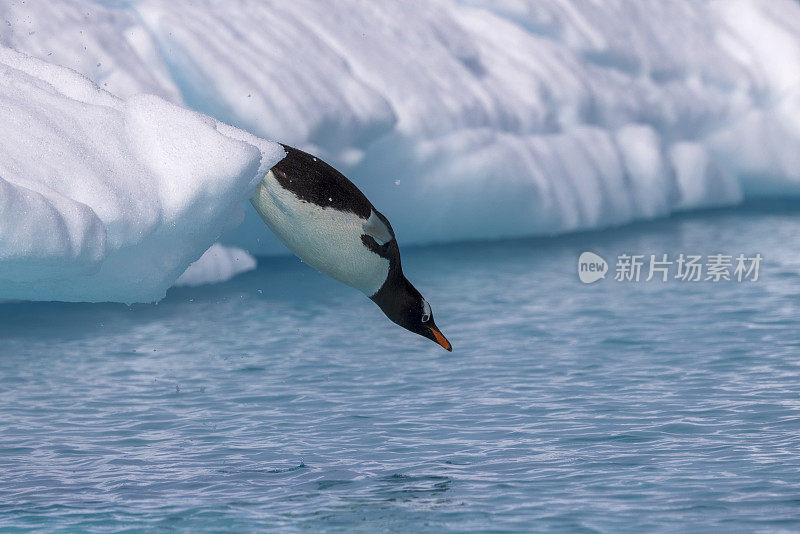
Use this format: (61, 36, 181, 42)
(362, 210, 393, 245)
(421, 300, 431, 323)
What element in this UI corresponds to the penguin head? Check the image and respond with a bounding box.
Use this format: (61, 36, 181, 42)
(370, 275, 452, 351)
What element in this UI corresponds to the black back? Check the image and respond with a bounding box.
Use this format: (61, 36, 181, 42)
(272, 144, 373, 219)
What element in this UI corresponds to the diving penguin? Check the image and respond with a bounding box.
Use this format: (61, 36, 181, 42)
(250, 144, 452, 351)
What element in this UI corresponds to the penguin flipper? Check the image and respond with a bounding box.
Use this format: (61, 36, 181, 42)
(362, 210, 394, 245)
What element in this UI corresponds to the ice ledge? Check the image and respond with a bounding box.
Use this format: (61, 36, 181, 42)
(0, 47, 284, 303)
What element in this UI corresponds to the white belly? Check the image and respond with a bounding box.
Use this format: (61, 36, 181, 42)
(250, 171, 389, 296)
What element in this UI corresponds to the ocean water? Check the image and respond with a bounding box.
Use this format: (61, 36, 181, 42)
(2, 204, 800, 532)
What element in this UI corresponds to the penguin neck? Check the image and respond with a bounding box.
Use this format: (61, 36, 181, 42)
(370, 269, 417, 326)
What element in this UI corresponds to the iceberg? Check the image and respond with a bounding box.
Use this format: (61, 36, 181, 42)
(174, 244, 257, 288)
(2, 0, 800, 301)
(0, 47, 283, 302)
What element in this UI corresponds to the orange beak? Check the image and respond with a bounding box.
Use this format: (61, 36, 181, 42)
(429, 327, 452, 352)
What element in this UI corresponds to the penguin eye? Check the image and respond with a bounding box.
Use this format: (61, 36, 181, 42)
(421, 300, 431, 323)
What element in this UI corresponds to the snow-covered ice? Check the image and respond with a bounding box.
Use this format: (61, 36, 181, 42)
(2, 0, 800, 301)
(174, 244, 257, 288)
(0, 47, 283, 302)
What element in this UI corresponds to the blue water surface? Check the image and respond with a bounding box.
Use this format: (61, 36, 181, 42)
(2, 205, 800, 532)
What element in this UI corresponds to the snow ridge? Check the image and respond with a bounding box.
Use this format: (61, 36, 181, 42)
(0, 47, 283, 302)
